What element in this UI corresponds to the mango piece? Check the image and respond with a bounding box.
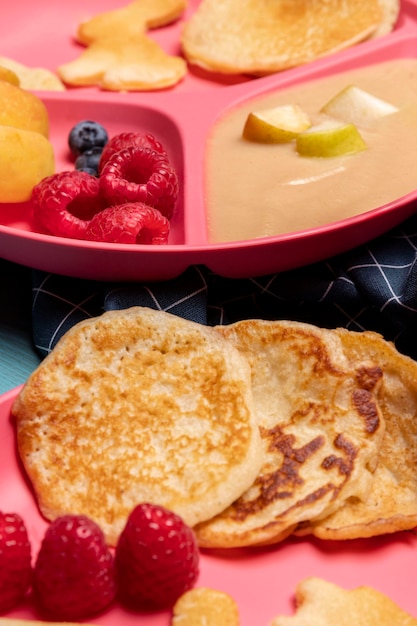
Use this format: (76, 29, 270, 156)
(0, 80, 50, 137)
(0, 66, 20, 86)
(0, 125, 55, 202)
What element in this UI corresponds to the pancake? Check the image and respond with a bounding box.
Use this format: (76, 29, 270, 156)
(181, 0, 383, 76)
(193, 320, 385, 548)
(371, 0, 400, 37)
(12, 307, 263, 546)
(296, 329, 417, 540)
(270, 577, 417, 625)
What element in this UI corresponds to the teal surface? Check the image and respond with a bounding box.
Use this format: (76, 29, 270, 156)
(0, 260, 41, 394)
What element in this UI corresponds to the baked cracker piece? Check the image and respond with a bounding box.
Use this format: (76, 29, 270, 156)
(269, 577, 417, 625)
(172, 587, 240, 626)
(58, 33, 187, 91)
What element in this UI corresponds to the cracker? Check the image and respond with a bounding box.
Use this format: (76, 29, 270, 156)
(76, 0, 188, 44)
(58, 0, 187, 91)
(270, 577, 417, 625)
(0, 56, 65, 91)
(172, 587, 240, 626)
(58, 34, 187, 91)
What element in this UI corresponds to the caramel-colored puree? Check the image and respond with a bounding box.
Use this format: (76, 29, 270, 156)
(206, 59, 417, 243)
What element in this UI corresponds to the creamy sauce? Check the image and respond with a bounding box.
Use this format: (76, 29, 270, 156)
(206, 59, 417, 243)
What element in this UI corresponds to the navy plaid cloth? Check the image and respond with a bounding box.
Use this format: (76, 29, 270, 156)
(32, 212, 417, 360)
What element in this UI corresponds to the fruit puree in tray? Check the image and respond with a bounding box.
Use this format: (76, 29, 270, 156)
(1, 2, 417, 282)
(1, 383, 417, 625)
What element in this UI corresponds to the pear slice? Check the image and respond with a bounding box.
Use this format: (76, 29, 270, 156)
(296, 120, 367, 158)
(321, 85, 399, 128)
(242, 104, 311, 143)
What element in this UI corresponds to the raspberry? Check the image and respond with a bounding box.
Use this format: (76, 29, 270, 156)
(115, 503, 199, 610)
(32, 170, 106, 240)
(99, 145, 178, 220)
(98, 131, 167, 173)
(0, 511, 32, 612)
(68, 120, 109, 157)
(85, 202, 170, 244)
(33, 515, 116, 621)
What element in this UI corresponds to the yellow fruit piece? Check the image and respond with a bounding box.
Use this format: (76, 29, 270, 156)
(0, 65, 20, 86)
(321, 84, 399, 128)
(0, 125, 55, 202)
(296, 120, 367, 157)
(0, 80, 49, 137)
(243, 104, 312, 143)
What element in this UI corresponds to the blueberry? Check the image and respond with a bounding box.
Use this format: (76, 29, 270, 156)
(75, 147, 103, 176)
(68, 120, 109, 157)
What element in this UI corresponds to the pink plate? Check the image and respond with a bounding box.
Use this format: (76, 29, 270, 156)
(1, 1, 417, 281)
(2, 384, 417, 624)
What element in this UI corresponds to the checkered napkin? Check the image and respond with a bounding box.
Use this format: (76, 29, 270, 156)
(32, 212, 417, 360)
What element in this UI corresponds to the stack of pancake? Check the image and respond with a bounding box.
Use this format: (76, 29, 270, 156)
(12, 308, 417, 548)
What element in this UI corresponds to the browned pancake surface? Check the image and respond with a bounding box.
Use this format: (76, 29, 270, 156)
(194, 320, 384, 548)
(13, 307, 262, 546)
(296, 329, 417, 540)
(181, 0, 383, 75)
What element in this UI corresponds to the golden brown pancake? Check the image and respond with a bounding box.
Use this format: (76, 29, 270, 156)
(181, 0, 383, 76)
(12, 307, 263, 546)
(193, 320, 385, 548)
(296, 329, 417, 540)
(269, 577, 417, 626)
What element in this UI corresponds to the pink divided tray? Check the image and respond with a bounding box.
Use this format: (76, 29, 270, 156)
(1, 1, 417, 280)
(2, 4, 417, 623)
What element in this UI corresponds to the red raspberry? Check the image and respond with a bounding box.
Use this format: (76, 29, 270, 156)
(99, 145, 179, 220)
(0, 511, 32, 612)
(85, 202, 170, 244)
(33, 515, 116, 621)
(32, 170, 106, 240)
(98, 131, 167, 173)
(115, 503, 199, 610)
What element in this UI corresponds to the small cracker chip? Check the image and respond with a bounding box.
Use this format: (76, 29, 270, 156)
(270, 577, 417, 626)
(0, 56, 65, 91)
(58, 0, 187, 91)
(172, 587, 240, 626)
(58, 34, 187, 91)
(77, 0, 188, 44)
